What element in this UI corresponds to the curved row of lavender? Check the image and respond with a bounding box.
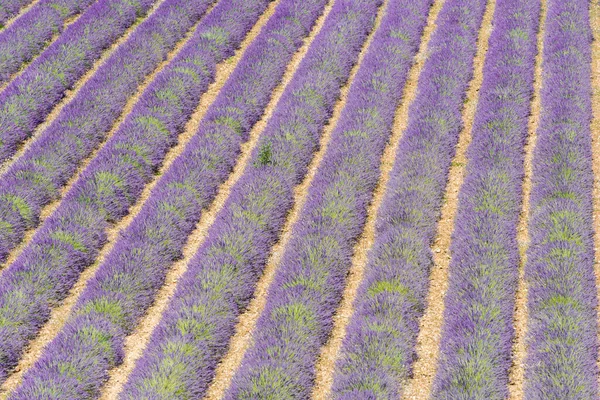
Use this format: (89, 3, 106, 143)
(0, 0, 157, 165)
(524, 0, 598, 398)
(0, 0, 216, 265)
(0, 0, 96, 84)
(225, 0, 433, 397)
(432, 0, 540, 397)
(10, 0, 326, 396)
(121, 0, 383, 397)
(0, 0, 275, 389)
(0, 0, 34, 28)
(330, 0, 488, 397)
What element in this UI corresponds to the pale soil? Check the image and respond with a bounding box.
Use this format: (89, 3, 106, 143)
(0, 0, 211, 274)
(401, 0, 497, 398)
(201, 1, 336, 398)
(200, 1, 391, 397)
(309, 0, 445, 397)
(589, 0, 600, 392)
(0, 0, 168, 178)
(0, 6, 85, 94)
(96, 1, 286, 397)
(1, 0, 42, 30)
(0, 3, 220, 397)
(507, 1, 547, 397)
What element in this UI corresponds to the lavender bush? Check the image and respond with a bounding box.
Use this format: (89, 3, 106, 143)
(0, 0, 97, 84)
(121, 0, 384, 397)
(523, 0, 598, 398)
(10, 1, 333, 397)
(0, 0, 216, 265)
(330, 0, 488, 397)
(0, 0, 277, 387)
(0, 0, 34, 28)
(226, 0, 436, 397)
(0, 0, 157, 164)
(431, 0, 540, 397)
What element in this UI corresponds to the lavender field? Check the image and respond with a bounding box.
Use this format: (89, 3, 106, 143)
(0, 0, 598, 398)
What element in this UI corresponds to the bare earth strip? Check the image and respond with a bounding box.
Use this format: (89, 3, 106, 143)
(0, 0, 168, 178)
(507, 0, 547, 397)
(0, 3, 225, 397)
(0, 0, 217, 275)
(590, 0, 600, 391)
(308, 0, 446, 397)
(95, 1, 289, 397)
(400, 0, 496, 398)
(200, 1, 393, 397)
(0, 1, 279, 398)
(0, 0, 41, 30)
(0, 8, 86, 94)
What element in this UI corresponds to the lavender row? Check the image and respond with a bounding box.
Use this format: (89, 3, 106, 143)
(0, 0, 96, 84)
(0, 0, 216, 265)
(0, 0, 33, 28)
(11, 1, 332, 396)
(524, 0, 598, 398)
(226, 0, 433, 397)
(0, 0, 235, 384)
(119, 0, 383, 397)
(329, 0, 488, 397)
(431, 0, 540, 397)
(0, 0, 157, 165)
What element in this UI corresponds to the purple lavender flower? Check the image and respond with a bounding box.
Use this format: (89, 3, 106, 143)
(121, 0, 384, 397)
(0, 0, 157, 164)
(331, 0, 489, 397)
(523, 0, 598, 398)
(0, 0, 97, 84)
(431, 0, 540, 397)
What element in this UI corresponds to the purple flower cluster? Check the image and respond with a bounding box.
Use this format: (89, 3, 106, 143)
(0, 0, 216, 265)
(524, 0, 598, 398)
(330, 0, 488, 397)
(0, 0, 276, 387)
(12, 1, 334, 396)
(0, 0, 97, 84)
(0, 0, 34, 27)
(0, 0, 157, 164)
(432, 0, 540, 397)
(9, 0, 318, 396)
(120, 0, 383, 397)
(226, 0, 434, 397)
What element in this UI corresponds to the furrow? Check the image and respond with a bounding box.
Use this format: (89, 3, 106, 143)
(522, 0, 598, 397)
(508, 0, 547, 397)
(311, 0, 445, 396)
(0, 0, 278, 391)
(115, 1, 385, 398)
(0, 0, 217, 272)
(0, 0, 165, 164)
(591, 0, 600, 392)
(0, 0, 98, 89)
(2, 0, 334, 398)
(397, 1, 495, 398)
(431, 0, 540, 397)
(0, 0, 39, 29)
(202, 0, 388, 396)
(0, 2, 224, 395)
(0, 0, 218, 268)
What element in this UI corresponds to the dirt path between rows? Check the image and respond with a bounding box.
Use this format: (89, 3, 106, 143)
(589, 0, 600, 393)
(400, 0, 497, 397)
(202, 2, 391, 398)
(507, 0, 547, 398)
(0, 0, 167, 179)
(308, 0, 446, 397)
(0, 0, 268, 397)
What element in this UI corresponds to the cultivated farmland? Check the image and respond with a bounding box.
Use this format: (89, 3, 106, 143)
(0, 0, 598, 398)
